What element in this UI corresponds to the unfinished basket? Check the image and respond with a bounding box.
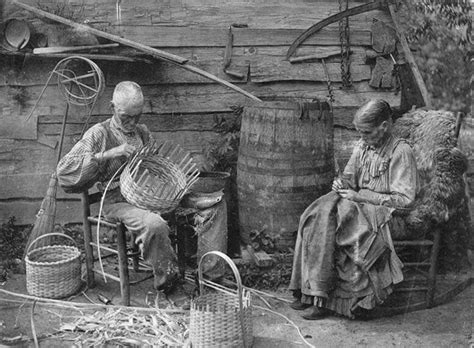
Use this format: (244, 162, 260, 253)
(120, 141, 200, 213)
(25, 233, 82, 299)
(190, 251, 253, 348)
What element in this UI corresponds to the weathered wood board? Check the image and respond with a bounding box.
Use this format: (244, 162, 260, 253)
(0, 0, 402, 225)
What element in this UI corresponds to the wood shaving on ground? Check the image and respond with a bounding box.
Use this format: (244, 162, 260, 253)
(58, 307, 188, 346)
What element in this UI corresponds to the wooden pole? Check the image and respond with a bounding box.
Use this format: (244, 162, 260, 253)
(12, 0, 262, 102)
(388, 4, 431, 108)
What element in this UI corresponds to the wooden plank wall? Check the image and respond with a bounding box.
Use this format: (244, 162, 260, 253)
(0, 0, 401, 224)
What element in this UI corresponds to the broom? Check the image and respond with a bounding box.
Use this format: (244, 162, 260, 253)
(23, 102, 70, 256)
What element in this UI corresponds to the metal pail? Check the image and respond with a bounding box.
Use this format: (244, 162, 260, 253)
(1, 19, 31, 51)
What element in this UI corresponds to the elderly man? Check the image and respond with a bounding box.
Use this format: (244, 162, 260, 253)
(57, 81, 179, 290)
(289, 99, 419, 319)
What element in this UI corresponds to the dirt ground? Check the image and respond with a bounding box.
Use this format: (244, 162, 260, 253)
(0, 261, 473, 348)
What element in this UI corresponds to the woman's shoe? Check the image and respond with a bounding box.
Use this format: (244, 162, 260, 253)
(301, 306, 331, 320)
(289, 299, 312, 311)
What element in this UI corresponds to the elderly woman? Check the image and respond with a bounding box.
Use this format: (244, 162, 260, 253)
(289, 99, 419, 319)
(57, 81, 179, 291)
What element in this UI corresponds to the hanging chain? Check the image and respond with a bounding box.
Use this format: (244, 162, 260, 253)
(322, 58, 335, 107)
(338, 0, 352, 88)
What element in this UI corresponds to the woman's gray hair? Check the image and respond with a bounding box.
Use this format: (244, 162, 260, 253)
(353, 99, 393, 128)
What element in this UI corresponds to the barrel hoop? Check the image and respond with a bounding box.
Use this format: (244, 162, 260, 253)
(237, 161, 334, 176)
(245, 100, 331, 112)
(238, 146, 332, 161)
(237, 183, 331, 195)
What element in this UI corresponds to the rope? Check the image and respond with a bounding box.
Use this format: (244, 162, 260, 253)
(254, 305, 316, 348)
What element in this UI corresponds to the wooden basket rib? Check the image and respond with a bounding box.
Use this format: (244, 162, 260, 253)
(120, 141, 200, 213)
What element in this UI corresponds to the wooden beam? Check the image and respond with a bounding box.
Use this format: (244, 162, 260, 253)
(12, 1, 262, 103)
(32, 52, 152, 64)
(388, 4, 431, 108)
(33, 44, 119, 54)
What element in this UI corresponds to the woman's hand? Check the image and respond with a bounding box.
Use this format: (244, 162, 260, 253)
(332, 178, 345, 192)
(336, 189, 359, 202)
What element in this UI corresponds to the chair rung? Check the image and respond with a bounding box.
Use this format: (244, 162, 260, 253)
(395, 286, 429, 292)
(90, 242, 140, 259)
(93, 269, 121, 282)
(393, 240, 433, 247)
(87, 216, 117, 229)
(403, 262, 431, 267)
(90, 242, 119, 254)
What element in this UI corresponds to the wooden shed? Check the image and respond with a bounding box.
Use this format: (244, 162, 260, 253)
(0, 0, 425, 226)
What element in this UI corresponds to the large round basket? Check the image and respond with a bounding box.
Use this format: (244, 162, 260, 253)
(120, 141, 200, 213)
(25, 233, 82, 299)
(190, 251, 253, 348)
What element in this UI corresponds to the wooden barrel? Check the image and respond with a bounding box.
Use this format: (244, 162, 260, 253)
(237, 99, 334, 249)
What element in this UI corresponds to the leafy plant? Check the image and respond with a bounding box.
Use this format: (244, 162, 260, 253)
(233, 253, 293, 289)
(204, 106, 243, 174)
(397, 0, 472, 114)
(0, 217, 29, 267)
(249, 228, 280, 254)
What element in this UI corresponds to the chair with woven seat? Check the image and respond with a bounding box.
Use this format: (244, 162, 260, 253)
(379, 109, 468, 314)
(80, 190, 184, 306)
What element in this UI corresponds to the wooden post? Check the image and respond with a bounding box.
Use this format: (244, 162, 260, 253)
(80, 191, 96, 288)
(116, 223, 131, 306)
(388, 4, 432, 108)
(427, 227, 441, 308)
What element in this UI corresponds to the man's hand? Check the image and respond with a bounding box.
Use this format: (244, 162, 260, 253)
(336, 189, 359, 202)
(103, 144, 136, 160)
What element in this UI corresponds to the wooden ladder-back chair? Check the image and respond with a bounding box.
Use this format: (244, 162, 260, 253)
(81, 190, 181, 306)
(392, 221, 441, 308)
(373, 109, 468, 316)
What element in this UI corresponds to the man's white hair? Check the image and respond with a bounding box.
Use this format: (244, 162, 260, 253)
(112, 81, 144, 109)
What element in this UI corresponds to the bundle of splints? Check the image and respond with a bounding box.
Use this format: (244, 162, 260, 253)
(120, 141, 200, 213)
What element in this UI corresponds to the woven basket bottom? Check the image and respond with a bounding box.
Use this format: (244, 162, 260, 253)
(26, 245, 82, 299)
(190, 292, 253, 347)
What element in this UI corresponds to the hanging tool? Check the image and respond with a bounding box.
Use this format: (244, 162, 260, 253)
(223, 26, 246, 80)
(286, 0, 389, 59)
(13, 0, 262, 102)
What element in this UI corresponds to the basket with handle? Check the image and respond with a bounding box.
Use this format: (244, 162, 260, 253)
(25, 233, 82, 299)
(120, 141, 200, 213)
(190, 251, 253, 348)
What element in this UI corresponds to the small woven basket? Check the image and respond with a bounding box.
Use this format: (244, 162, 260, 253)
(190, 251, 253, 348)
(25, 233, 82, 299)
(120, 141, 200, 213)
